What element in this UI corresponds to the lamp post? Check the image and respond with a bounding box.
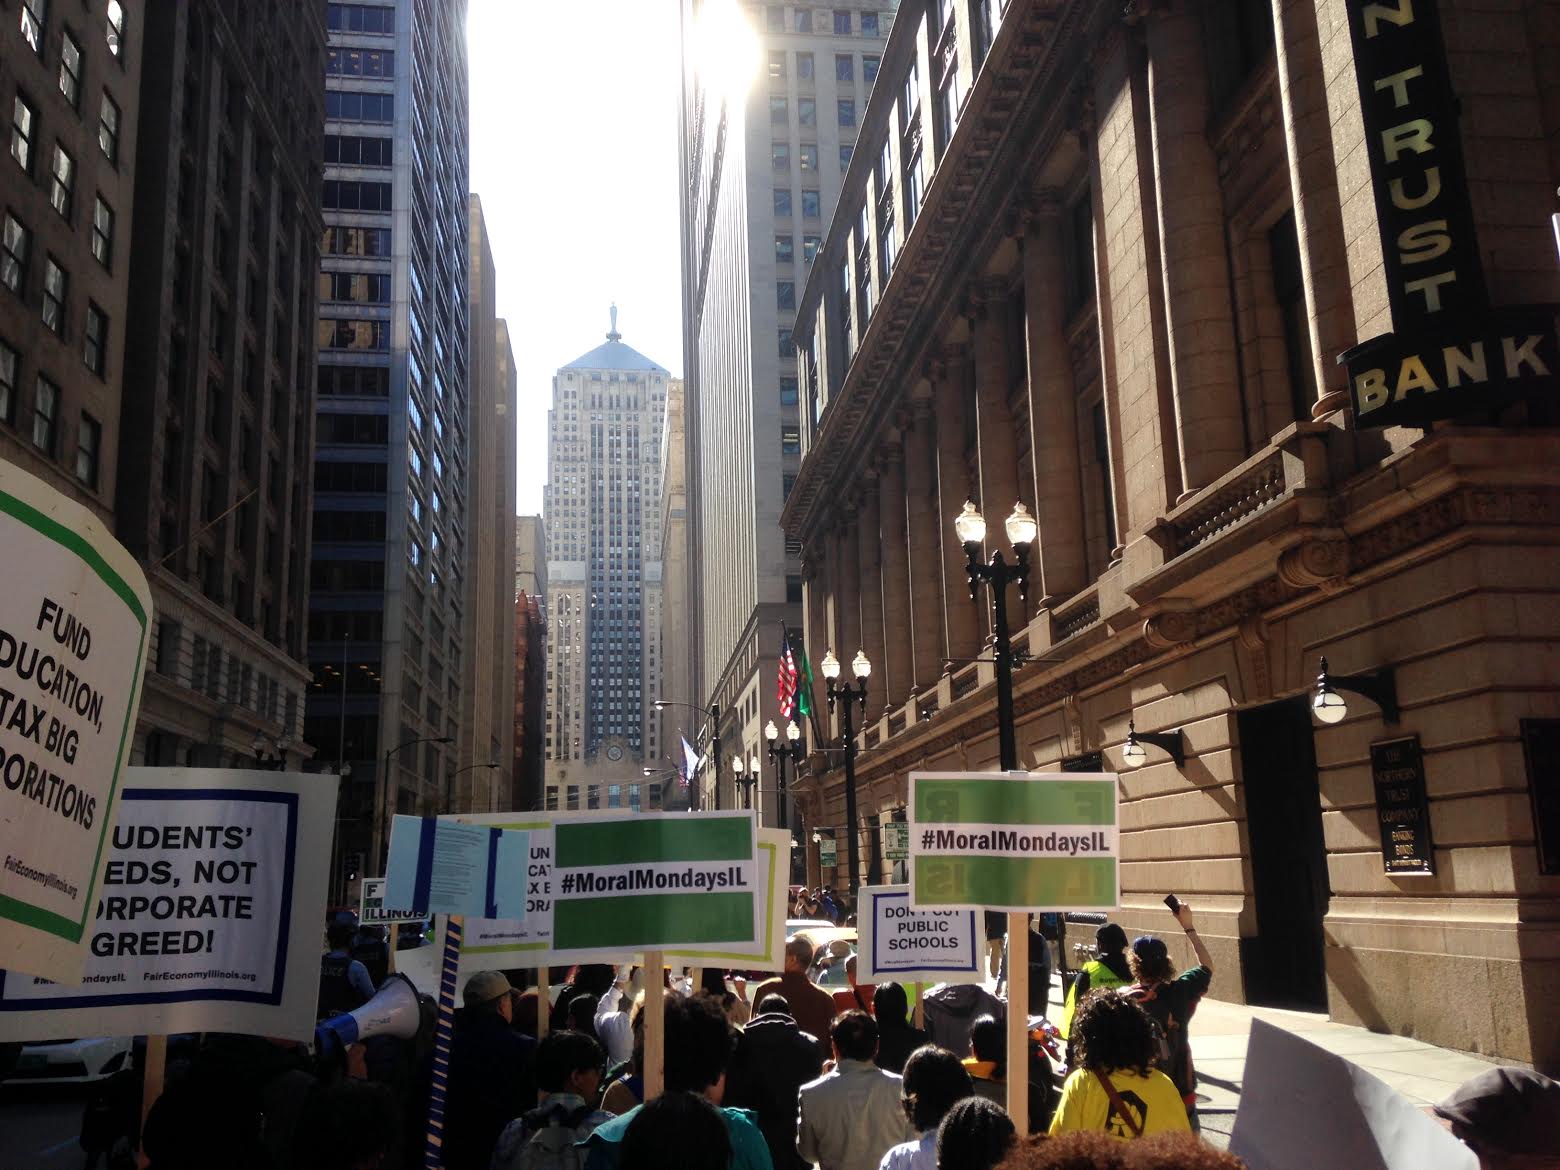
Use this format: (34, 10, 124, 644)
(446, 761, 500, 814)
(375, 734, 453, 866)
(732, 754, 760, 813)
(953, 498, 1036, 1136)
(765, 718, 804, 830)
(653, 698, 722, 810)
(822, 648, 870, 895)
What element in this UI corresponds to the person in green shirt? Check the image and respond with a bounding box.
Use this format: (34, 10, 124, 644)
(1059, 923, 1133, 1042)
(579, 994, 773, 1170)
(1049, 991, 1190, 1139)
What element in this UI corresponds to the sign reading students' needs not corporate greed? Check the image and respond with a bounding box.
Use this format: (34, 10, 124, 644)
(0, 767, 338, 1042)
(856, 885, 981, 984)
(0, 460, 153, 984)
(908, 771, 1119, 911)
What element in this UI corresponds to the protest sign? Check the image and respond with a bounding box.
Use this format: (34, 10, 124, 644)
(552, 811, 758, 954)
(0, 767, 337, 1041)
(818, 836, 837, 868)
(0, 459, 153, 984)
(384, 815, 528, 919)
(856, 884, 981, 984)
(884, 821, 909, 861)
(359, 877, 424, 927)
(667, 828, 790, 971)
(908, 771, 1118, 911)
(1229, 1019, 1476, 1170)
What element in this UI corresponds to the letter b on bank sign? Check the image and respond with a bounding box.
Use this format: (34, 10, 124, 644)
(907, 771, 1119, 912)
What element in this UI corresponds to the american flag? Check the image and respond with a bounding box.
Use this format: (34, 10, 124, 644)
(777, 627, 799, 719)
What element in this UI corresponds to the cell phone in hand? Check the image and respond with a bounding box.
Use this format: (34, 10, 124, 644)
(1163, 894, 1182, 915)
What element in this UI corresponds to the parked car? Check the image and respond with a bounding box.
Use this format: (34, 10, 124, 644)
(4, 1036, 133, 1084)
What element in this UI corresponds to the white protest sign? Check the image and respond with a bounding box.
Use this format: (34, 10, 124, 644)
(0, 767, 337, 1042)
(0, 459, 153, 984)
(856, 885, 982, 984)
(384, 815, 528, 919)
(667, 828, 791, 971)
(359, 878, 424, 927)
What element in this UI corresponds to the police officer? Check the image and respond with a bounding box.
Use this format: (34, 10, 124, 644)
(319, 921, 375, 1019)
(1059, 922, 1132, 1043)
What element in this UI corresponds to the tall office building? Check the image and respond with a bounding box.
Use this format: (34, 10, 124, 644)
(116, 2, 325, 771)
(304, 0, 472, 877)
(513, 514, 547, 814)
(541, 315, 669, 811)
(676, 1, 893, 815)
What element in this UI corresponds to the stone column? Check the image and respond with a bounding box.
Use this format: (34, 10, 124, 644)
(971, 281, 1022, 520)
(1271, 0, 1357, 419)
(933, 351, 982, 662)
(1023, 198, 1089, 602)
(855, 480, 886, 703)
(877, 438, 912, 712)
(903, 395, 946, 692)
(801, 545, 828, 718)
(834, 518, 861, 671)
(1145, 1, 1244, 497)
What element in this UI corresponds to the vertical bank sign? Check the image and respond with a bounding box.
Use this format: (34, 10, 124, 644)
(1339, 0, 1557, 428)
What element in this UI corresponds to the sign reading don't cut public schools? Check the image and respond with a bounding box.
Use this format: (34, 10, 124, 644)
(908, 771, 1119, 912)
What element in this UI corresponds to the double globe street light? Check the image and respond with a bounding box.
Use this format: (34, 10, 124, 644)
(765, 718, 804, 830)
(821, 648, 870, 893)
(731, 751, 763, 811)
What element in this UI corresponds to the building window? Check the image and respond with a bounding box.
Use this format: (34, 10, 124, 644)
(98, 92, 120, 163)
(49, 145, 75, 220)
(323, 135, 394, 167)
(780, 376, 799, 405)
(768, 50, 786, 80)
(795, 8, 812, 32)
(321, 180, 393, 211)
(32, 375, 59, 453)
(797, 52, 815, 81)
(771, 141, 790, 170)
(864, 54, 881, 83)
(776, 234, 794, 263)
(802, 234, 821, 263)
(76, 411, 100, 488)
(779, 328, 795, 358)
(770, 96, 788, 125)
(766, 6, 785, 33)
(836, 54, 854, 82)
(838, 99, 856, 127)
(106, 0, 125, 59)
(325, 48, 395, 78)
(0, 338, 15, 424)
(1, 213, 29, 293)
(11, 96, 37, 174)
(20, 0, 46, 54)
(41, 258, 66, 335)
(1064, 191, 1094, 318)
(318, 318, 390, 350)
(324, 91, 395, 123)
(798, 98, 816, 128)
(801, 189, 821, 218)
(781, 426, 801, 453)
(798, 143, 818, 172)
(59, 33, 83, 108)
(327, 4, 396, 34)
(905, 145, 926, 228)
(862, 11, 880, 36)
(1269, 210, 1315, 424)
(83, 302, 106, 375)
(834, 9, 852, 34)
(773, 189, 792, 217)
(777, 280, 796, 311)
(1202, 0, 1275, 110)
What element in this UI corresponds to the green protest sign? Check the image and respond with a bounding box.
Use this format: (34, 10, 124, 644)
(908, 771, 1119, 911)
(551, 811, 759, 954)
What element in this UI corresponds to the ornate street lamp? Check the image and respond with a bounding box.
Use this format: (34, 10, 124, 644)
(1311, 656, 1399, 725)
(765, 718, 805, 830)
(822, 648, 870, 893)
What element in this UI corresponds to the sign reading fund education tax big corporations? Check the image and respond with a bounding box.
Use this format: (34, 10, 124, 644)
(0, 460, 153, 985)
(908, 772, 1119, 912)
(551, 811, 759, 955)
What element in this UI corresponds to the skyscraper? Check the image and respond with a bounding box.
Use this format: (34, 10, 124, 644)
(542, 314, 668, 810)
(304, 0, 472, 878)
(676, 1, 893, 815)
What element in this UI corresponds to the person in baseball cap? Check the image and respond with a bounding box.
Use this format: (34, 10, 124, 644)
(445, 971, 536, 1170)
(462, 969, 514, 1011)
(1434, 1066, 1560, 1167)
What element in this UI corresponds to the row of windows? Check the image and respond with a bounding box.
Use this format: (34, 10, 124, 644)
(12, 85, 121, 178)
(322, 225, 391, 257)
(319, 318, 388, 350)
(18, 1, 125, 67)
(314, 459, 388, 493)
(318, 364, 390, 397)
(322, 179, 392, 212)
(325, 90, 393, 124)
(2, 213, 110, 372)
(764, 6, 883, 37)
(769, 96, 855, 128)
(311, 508, 387, 542)
(320, 271, 390, 304)
(326, 3, 395, 34)
(767, 50, 880, 84)
(774, 189, 822, 219)
(775, 233, 822, 265)
(317, 411, 388, 445)
(0, 336, 100, 487)
(326, 48, 394, 78)
(324, 134, 393, 168)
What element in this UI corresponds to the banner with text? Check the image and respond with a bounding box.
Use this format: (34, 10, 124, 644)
(857, 884, 981, 984)
(359, 877, 425, 927)
(552, 811, 759, 955)
(908, 772, 1119, 912)
(0, 459, 153, 984)
(0, 767, 336, 1041)
(667, 828, 790, 971)
(385, 816, 528, 920)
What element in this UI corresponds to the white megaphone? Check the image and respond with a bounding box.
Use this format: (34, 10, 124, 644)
(315, 973, 422, 1057)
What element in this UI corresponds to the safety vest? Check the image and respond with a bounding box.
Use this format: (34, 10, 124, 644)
(1060, 958, 1131, 1039)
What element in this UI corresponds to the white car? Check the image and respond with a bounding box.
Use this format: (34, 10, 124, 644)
(6, 1036, 133, 1084)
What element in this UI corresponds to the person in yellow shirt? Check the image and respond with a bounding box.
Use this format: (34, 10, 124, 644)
(1048, 991, 1190, 1139)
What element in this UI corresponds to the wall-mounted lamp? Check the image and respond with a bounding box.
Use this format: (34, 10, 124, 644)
(1120, 719, 1186, 769)
(1312, 656, 1399, 725)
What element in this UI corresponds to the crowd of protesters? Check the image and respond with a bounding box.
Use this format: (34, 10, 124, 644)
(63, 896, 1552, 1170)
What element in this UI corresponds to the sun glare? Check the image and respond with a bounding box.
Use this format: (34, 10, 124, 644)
(695, 0, 759, 105)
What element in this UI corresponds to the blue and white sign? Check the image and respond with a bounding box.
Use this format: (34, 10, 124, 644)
(385, 815, 528, 921)
(0, 767, 337, 1042)
(857, 884, 982, 984)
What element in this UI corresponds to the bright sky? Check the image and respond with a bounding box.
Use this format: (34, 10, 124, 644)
(467, 1, 687, 517)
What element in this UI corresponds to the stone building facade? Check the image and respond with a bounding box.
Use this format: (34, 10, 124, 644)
(784, 0, 1560, 1069)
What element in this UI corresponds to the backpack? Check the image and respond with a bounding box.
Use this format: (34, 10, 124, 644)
(494, 1102, 593, 1170)
(1125, 983, 1184, 1090)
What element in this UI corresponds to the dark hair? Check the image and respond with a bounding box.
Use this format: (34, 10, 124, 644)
(830, 1009, 878, 1062)
(1072, 991, 1158, 1078)
(996, 1130, 1249, 1169)
(936, 1096, 1015, 1170)
(874, 982, 910, 1029)
(969, 1014, 1005, 1078)
(663, 993, 736, 1093)
(621, 1090, 731, 1170)
(785, 936, 814, 966)
(755, 993, 790, 1017)
(901, 1045, 974, 1131)
(535, 1029, 605, 1093)
(297, 1079, 399, 1170)
(567, 993, 597, 1031)
(700, 968, 728, 997)
(326, 922, 354, 950)
(1127, 943, 1175, 985)
(574, 964, 618, 997)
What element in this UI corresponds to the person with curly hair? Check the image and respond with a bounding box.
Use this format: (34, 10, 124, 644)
(1124, 903, 1213, 1132)
(995, 1131, 1246, 1169)
(1048, 992, 1189, 1140)
(935, 1096, 1015, 1170)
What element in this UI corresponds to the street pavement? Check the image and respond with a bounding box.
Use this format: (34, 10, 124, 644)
(0, 1084, 89, 1169)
